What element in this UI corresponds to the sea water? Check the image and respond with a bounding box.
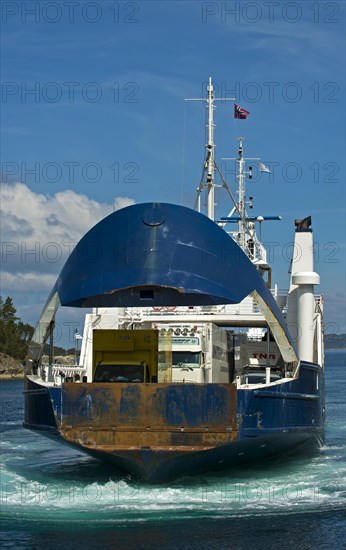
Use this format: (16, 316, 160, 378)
(1, 351, 345, 549)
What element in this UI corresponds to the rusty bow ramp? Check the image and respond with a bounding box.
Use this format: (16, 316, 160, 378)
(60, 382, 238, 482)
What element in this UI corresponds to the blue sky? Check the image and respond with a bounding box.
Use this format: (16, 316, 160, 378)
(1, 0, 345, 345)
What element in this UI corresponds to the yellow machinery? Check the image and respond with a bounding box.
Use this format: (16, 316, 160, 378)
(92, 329, 159, 383)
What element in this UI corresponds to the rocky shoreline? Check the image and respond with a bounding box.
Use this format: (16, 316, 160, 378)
(0, 352, 24, 379)
(0, 353, 77, 380)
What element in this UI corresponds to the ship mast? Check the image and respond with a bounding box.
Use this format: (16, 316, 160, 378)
(237, 137, 246, 251)
(222, 138, 282, 278)
(189, 77, 234, 222)
(190, 78, 279, 273)
(206, 77, 216, 220)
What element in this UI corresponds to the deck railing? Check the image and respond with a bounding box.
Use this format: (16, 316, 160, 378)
(39, 364, 87, 384)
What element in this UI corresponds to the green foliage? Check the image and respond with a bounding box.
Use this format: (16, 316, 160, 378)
(0, 296, 34, 360)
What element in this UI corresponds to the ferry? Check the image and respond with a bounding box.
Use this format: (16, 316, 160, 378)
(24, 78, 325, 482)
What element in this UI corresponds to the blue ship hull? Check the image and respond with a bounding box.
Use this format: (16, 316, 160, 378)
(24, 361, 324, 483)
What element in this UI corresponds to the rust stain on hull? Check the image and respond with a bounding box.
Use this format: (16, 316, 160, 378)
(59, 382, 238, 480)
(61, 428, 237, 448)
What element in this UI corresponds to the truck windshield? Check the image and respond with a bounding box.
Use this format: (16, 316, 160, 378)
(172, 351, 200, 367)
(94, 364, 145, 382)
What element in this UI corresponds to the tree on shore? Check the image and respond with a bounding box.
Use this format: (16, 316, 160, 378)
(0, 296, 34, 360)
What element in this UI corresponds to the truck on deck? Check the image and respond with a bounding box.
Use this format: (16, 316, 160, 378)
(92, 329, 158, 383)
(151, 323, 233, 384)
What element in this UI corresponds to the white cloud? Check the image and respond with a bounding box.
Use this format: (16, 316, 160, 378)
(0, 182, 135, 299)
(1, 271, 57, 292)
(1, 182, 134, 243)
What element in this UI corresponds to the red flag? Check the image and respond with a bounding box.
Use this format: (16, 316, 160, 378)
(234, 103, 250, 119)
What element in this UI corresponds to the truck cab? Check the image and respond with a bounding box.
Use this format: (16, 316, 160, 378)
(93, 361, 150, 383)
(171, 339, 205, 383)
(154, 323, 232, 384)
